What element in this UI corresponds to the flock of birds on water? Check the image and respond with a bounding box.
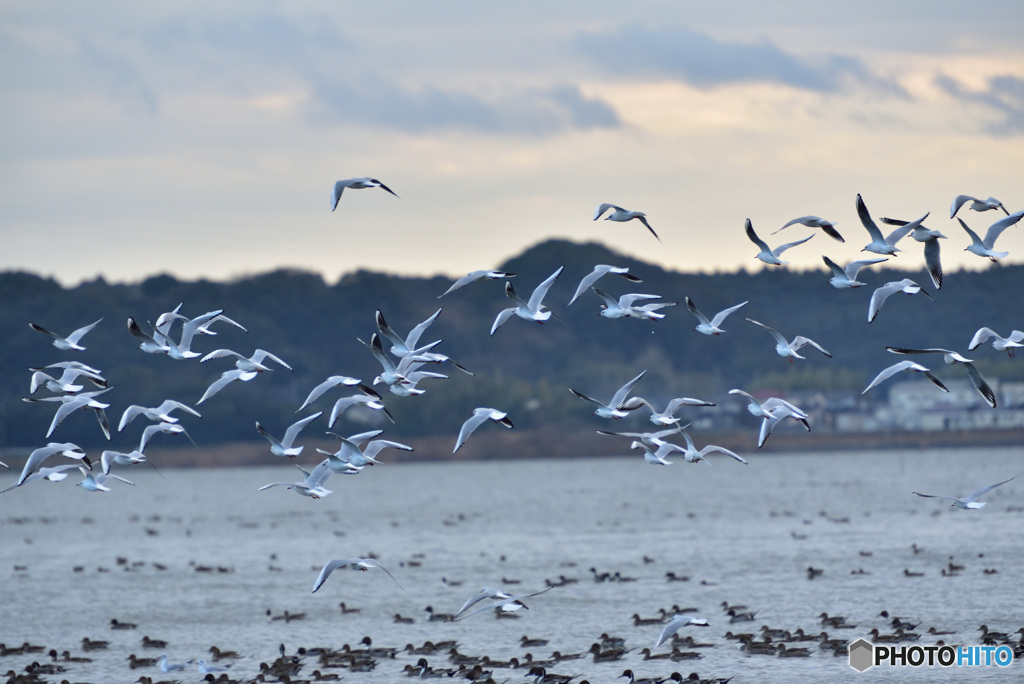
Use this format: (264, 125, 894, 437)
(3, 179, 1023, 683)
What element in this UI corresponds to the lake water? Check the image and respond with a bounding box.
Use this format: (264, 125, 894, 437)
(1, 446, 1022, 683)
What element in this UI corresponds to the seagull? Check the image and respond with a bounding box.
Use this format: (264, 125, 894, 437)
(366, 333, 447, 395)
(569, 370, 647, 419)
(154, 305, 246, 337)
(29, 367, 107, 395)
(914, 476, 1015, 509)
(630, 440, 676, 465)
(376, 309, 472, 374)
(677, 429, 747, 464)
(200, 348, 292, 373)
(258, 459, 333, 499)
(197, 660, 228, 674)
(949, 194, 1009, 218)
(773, 216, 844, 243)
(127, 317, 172, 355)
(255, 411, 323, 457)
(756, 403, 811, 449)
(1, 463, 79, 492)
(862, 360, 949, 395)
(968, 327, 1024, 357)
(745, 218, 813, 265)
(12, 442, 88, 488)
(320, 431, 412, 470)
(885, 347, 996, 407)
(450, 586, 552, 621)
(159, 655, 188, 673)
(634, 396, 715, 426)
(27, 388, 112, 440)
(438, 270, 516, 298)
(164, 310, 227, 360)
(867, 279, 931, 323)
(655, 615, 710, 648)
(331, 177, 399, 209)
(856, 194, 926, 256)
(139, 422, 196, 451)
(28, 318, 103, 351)
(685, 297, 748, 335)
(958, 210, 1024, 261)
(595, 425, 687, 448)
(328, 393, 394, 427)
(593, 203, 660, 240)
(490, 266, 563, 335)
(745, 318, 831, 362)
(297, 375, 381, 412)
(878, 215, 944, 289)
(118, 400, 200, 432)
(197, 368, 258, 405)
(76, 466, 134, 492)
(822, 255, 888, 289)
(312, 557, 402, 593)
(592, 289, 675, 320)
(453, 408, 514, 453)
(100, 448, 147, 475)
(568, 265, 644, 306)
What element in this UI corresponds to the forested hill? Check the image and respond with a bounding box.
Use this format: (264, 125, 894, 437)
(2, 239, 1021, 453)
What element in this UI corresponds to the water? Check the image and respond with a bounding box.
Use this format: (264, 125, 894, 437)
(2, 447, 1022, 683)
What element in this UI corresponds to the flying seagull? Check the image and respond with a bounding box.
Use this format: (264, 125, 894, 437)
(913, 476, 1015, 509)
(331, 178, 399, 210)
(593, 203, 660, 240)
(745, 219, 813, 265)
(312, 557, 402, 593)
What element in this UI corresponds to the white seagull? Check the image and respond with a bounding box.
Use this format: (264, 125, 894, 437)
(677, 429, 747, 464)
(756, 403, 811, 449)
(200, 348, 292, 373)
(118, 400, 200, 432)
(592, 289, 674, 320)
(127, 317, 172, 355)
(139, 422, 196, 451)
(27, 388, 112, 440)
(914, 476, 1015, 509)
(822, 255, 888, 289)
(438, 270, 516, 298)
(328, 394, 394, 427)
(773, 215, 844, 243)
(29, 367, 107, 395)
(197, 369, 258, 405)
(453, 408, 514, 453)
(635, 396, 715, 426)
(745, 318, 832, 362)
(568, 265, 644, 306)
(490, 266, 564, 335)
(867, 279, 931, 323)
(878, 215, 945, 289)
(862, 360, 949, 395)
(856, 193, 927, 256)
(595, 425, 687, 448)
(366, 333, 447, 395)
(958, 210, 1024, 261)
(28, 318, 103, 351)
(12, 442, 88, 488)
(76, 465, 134, 492)
(255, 411, 323, 458)
(258, 459, 334, 499)
(451, 586, 552, 621)
(321, 432, 412, 470)
(593, 203, 660, 240)
(569, 370, 648, 419)
(630, 440, 678, 465)
(885, 347, 996, 407)
(745, 218, 813, 265)
(655, 615, 710, 647)
(331, 177, 399, 210)
(312, 557, 402, 593)
(298, 375, 380, 412)
(376, 309, 472, 374)
(968, 327, 1024, 357)
(685, 297, 748, 335)
(950, 194, 1009, 218)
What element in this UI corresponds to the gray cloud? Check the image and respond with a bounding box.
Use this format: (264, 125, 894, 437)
(575, 24, 901, 94)
(936, 73, 1024, 135)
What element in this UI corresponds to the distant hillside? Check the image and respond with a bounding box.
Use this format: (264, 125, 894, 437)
(2, 239, 1021, 456)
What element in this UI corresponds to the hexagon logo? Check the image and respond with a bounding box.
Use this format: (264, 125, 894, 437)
(849, 638, 874, 672)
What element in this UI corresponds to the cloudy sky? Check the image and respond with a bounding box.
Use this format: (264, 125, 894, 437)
(3, 1, 1024, 285)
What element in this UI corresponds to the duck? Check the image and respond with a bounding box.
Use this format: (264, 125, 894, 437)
(521, 635, 550, 648)
(127, 653, 158, 668)
(776, 644, 811, 657)
(141, 636, 168, 649)
(110, 618, 138, 630)
(81, 637, 109, 651)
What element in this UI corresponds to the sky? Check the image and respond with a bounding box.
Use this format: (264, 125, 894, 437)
(3, 1, 1024, 286)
